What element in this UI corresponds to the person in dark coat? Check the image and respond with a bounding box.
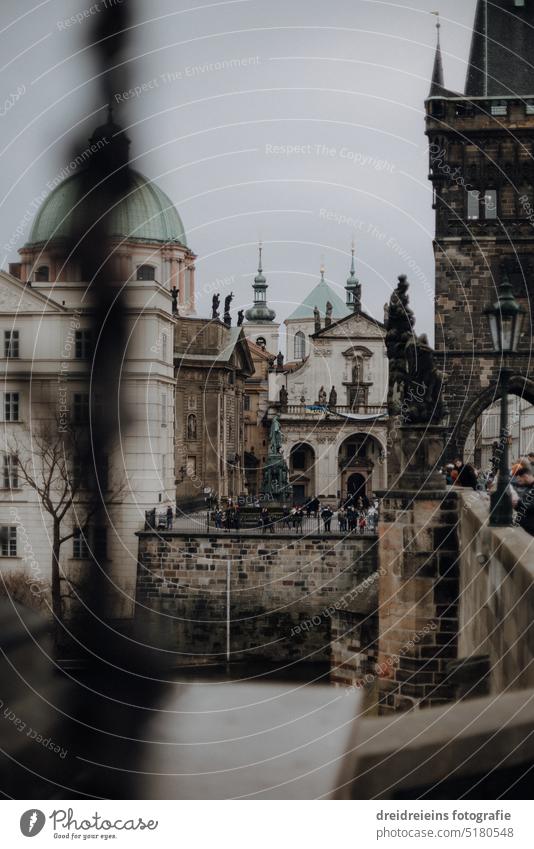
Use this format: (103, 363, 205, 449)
(166, 505, 173, 529)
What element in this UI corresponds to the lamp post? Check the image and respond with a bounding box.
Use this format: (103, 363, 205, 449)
(484, 275, 525, 526)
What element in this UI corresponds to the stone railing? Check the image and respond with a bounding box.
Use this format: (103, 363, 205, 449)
(279, 404, 387, 417)
(457, 489, 534, 694)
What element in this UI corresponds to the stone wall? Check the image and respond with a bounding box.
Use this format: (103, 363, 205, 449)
(378, 489, 460, 713)
(136, 530, 379, 667)
(458, 490, 534, 693)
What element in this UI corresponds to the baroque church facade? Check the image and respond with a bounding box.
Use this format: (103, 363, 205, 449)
(242, 247, 389, 504)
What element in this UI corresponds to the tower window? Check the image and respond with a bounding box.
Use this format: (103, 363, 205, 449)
(483, 189, 498, 219)
(467, 190, 480, 220)
(294, 331, 306, 360)
(466, 189, 498, 221)
(35, 266, 49, 282)
(490, 101, 507, 117)
(526, 100, 534, 115)
(137, 265, 156, 281)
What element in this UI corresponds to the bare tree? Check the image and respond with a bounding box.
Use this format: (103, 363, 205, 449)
(9, 417, 124, 626)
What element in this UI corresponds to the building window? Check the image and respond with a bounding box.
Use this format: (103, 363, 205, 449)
(467, 189, 498, 220)
(161, 333, 168, 361)
(467, 190, 480, 220)
(137, 265, 156, 281)
(2, 454, 19, 489)
(4, 392, 19, 422)
(73, 527, 90, 559)
(187, 413, 197, 440)
(161, 393, 167, 426)
(73, 393, 89, 423)
(244, 394, 251, 411)
(75, 330, 93, 359)
(0, 526, 17, 557)
(490, 100, 508, 117)
(4, 330, 19, 358)
(35, 266, 49, 282)
(294, 331, 306, 360)
(483, 189, 498, 219)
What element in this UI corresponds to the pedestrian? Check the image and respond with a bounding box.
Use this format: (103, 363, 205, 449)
(294, 507, 303, 533)
(282, 506, 291, 530)
(337, 506, 347, 532)
(358, 512, 367, 534)
(166, 505, 173, 529)
(457, 462, 478, 490)
(321, 506, 333, 532)
(261, 506, 273, 533)
(215, 508, 223, 529)
(513, 464, 534, 536)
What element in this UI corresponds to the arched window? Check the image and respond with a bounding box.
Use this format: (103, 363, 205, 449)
(35, 266, 49, 282)
(294, 331, 306, 360)
(137, 264, 156, 281)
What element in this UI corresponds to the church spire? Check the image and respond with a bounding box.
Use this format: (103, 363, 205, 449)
(245, 241, 276, 323)
(429, 12, 445, 97)
(465, 1, 534, 97)
(345, 241, 361, 313)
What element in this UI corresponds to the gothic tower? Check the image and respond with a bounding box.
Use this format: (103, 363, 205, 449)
(426, 1, 534, 459)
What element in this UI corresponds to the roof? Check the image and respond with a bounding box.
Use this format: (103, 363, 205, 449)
(466, 1, 534, 97)
(285, 279, 349, 322)
(313, 308, 385, 337)
(26, 168, 187, 248)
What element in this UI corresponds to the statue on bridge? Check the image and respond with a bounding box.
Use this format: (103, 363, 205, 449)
(385, 275, 447, 424)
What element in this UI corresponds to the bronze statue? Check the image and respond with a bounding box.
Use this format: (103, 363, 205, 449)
(328, 385, 337, 407)
(268, 415, 283, 454)
(276, 351, 284, 370)
(279, 385, 288, 411)
(212, 293, 220, 320)
(325, 300, 333, 327)
(237, 309, 244, 326)
(171, 286, 179, 314)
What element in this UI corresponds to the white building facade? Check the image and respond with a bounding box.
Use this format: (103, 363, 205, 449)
(0, 115, 190, 618)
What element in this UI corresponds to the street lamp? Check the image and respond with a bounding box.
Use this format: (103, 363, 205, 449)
(484, 275, 525, 526)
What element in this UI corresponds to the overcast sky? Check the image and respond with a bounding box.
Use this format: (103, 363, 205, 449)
(0, 0, 478, 338)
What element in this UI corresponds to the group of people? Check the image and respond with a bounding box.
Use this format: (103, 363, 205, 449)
(209, 494, 380, 535)
(443, 453, 534, 535)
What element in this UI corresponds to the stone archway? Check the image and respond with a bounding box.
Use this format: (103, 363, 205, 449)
(453, 375, 534, 460)
(289, 442, 316, 503)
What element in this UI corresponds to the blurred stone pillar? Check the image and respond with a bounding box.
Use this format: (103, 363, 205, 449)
(378, 425, 459, 714)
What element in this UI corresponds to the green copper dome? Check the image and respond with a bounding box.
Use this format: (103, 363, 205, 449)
(26, 168, 187, 248)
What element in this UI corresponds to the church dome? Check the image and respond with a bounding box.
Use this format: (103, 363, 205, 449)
(26, 167, 187, 248)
